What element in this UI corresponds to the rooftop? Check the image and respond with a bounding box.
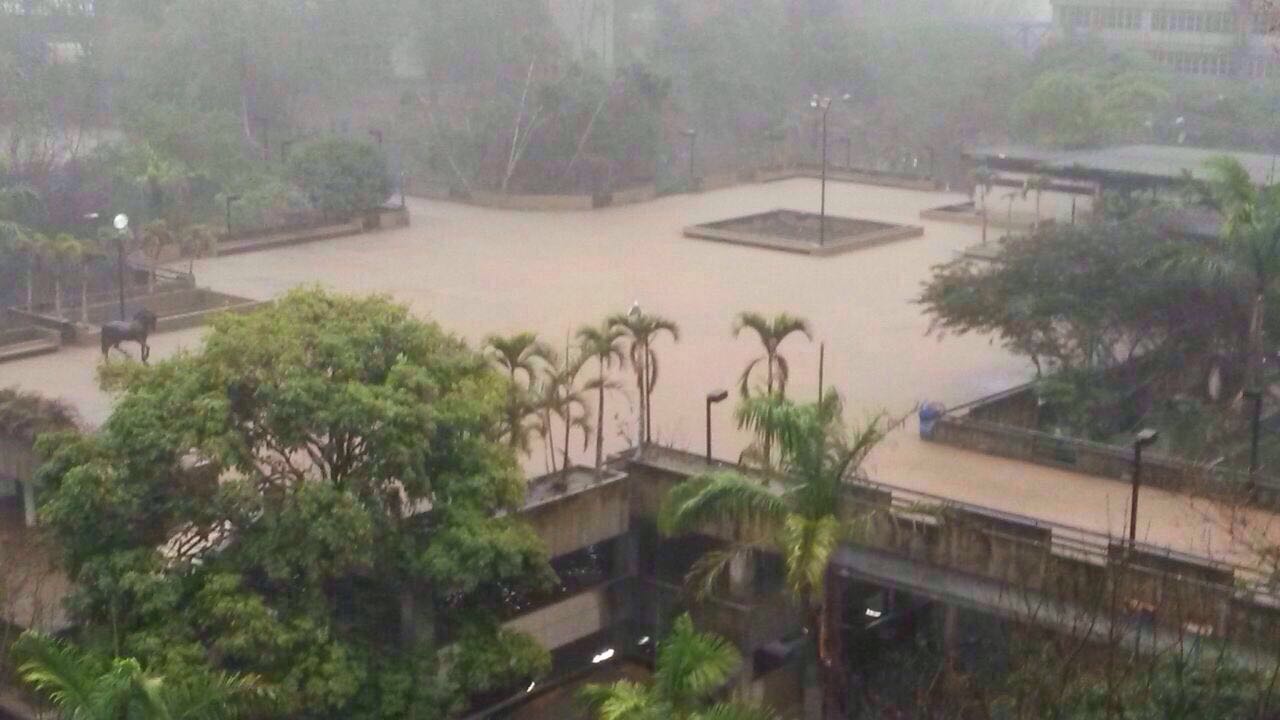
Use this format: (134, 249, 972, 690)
(969, 143, 1280, 185)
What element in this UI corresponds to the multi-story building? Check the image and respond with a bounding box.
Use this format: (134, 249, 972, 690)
(1051, 0, 1280, 78)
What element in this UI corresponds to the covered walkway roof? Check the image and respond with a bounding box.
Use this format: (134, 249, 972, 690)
(967, 144, 1280, 188)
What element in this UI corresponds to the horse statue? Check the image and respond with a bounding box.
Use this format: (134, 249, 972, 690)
(101, 309, 158, 363)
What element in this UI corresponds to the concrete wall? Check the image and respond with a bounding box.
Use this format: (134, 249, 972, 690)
(522, 474, 631, 559)
(927, 415, 1279, 506)
(503, 582, 626, 650)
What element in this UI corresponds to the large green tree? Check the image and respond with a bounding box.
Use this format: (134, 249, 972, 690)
(35, 289, 555, 718)
(661, 392, 886, 720)
(1180, 156, 1280, 396)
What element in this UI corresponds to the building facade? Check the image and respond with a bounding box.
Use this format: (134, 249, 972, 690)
(1051, 0, 1280, 77)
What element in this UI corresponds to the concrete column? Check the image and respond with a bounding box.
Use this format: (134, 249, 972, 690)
(21, 480, 36, 527)
(612, 532, 638, 579)
(943, 604, 959, 665)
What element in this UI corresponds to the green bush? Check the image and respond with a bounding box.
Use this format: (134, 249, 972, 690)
(288, 138, 391, 217)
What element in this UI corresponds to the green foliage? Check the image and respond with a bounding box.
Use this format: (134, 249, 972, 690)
(35, 288, 554, 718)
(662, 390, 885, 717)
(14, 631, 271, 720)
(289, 139, 391, 216)
(0, 387, 78, 443)
(580, 614, 778, 720)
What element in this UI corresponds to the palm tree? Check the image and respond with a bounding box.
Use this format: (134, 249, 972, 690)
(733, 312, 812, 468)
(484, 332, 553, 387)
(733, 312, 812, 399)
(608, 309, 680, 446)
(1181, 157, 1280, 397)
(577, 321, 627, 472)
(1, 225, 39, 308)
(179, 223, 220, 275)
(580, 614, 779, 720)
(660, 392, 886, 720)
(141, 219, 174, 293)
(46, 234, 85, 319)
(484, 332, 554, 454)
(13, 631, 268, 719)
(974, 165, 994, 244)
(537, 348, 592, 474)
(1022, 175, 1050, 228)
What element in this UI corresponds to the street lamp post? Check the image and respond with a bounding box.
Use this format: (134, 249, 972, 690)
(810, 94, 850, 247)
(1245, 388, 1263, 495)
(112, 213, 129, 321)
(225, 195, 241, 237)
(681, 129, 697, 191)
(1129, 428, 1160, 547)
(706, 389, 729, 463)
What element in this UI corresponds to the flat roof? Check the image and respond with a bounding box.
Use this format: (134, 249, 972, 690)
(1048, 144, 1280, 184)
(969, 143, 1280, 186)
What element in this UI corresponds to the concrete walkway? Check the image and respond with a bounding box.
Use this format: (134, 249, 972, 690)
(1, 178, 1273, 567)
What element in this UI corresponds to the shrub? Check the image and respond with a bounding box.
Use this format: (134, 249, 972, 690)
(288, 139, 391, 217)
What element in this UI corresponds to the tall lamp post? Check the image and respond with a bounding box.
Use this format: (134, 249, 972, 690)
(706, 389, 729, 463)
(112, 213, 129, 321)
(681, 128, 698, 191)
(225, 195, 241, 237)
(1129, 428, 1160, 547)
(1245, 388, 1264, 496)
(810, 94, 850, 247)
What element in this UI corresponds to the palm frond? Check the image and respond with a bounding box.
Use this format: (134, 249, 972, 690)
(659, 471, 787, 537)
(13, 631, 108, 719)
(580, 681, 666, 720)
(656, 614, 741, 708)
(780, 514, 840, 600)
(683, 547, 754, 600)
(692, 703, 783, 720)
(737, 357, 763, 398)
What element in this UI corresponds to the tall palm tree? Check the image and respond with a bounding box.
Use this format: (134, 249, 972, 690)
(608, 309, 680, 446)
(13, 631, 268, 720)
(484, 332, 553, 387)
(141, 220, 174, 293)
(733, 312, 812, 468)
(660, 392, 886, 720)
(1022, 175, 1050, 229)
(46, 234, 85, 319)
(1, 225, 39, 308)
(537, 348, 592, 474)
(733, 312, 812, 399)
(484, 332, 554, 454)
(179, 223, 220, 275)
(1182, 156, 1280, 396)
(577, 321, 627, 472)
(580, 614, 779, 720)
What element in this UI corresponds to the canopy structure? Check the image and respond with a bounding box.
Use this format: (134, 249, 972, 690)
(967, 143, 1280, 192)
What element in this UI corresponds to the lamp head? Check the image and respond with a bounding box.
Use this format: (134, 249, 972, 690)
(707, 389, 729, 404)
(628, 301, 641, 319)
(112, 213, 129, 231)
(1134, 428, 1160, 448)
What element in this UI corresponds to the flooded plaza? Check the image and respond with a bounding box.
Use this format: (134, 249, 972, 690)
(4, 178, 1278, 562)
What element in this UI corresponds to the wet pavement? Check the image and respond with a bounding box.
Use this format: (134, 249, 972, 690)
(2, 178, 1275, 563)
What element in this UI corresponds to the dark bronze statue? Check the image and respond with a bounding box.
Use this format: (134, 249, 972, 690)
(101, 309, 158, 363)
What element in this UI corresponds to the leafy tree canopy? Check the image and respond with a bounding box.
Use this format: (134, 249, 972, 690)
(288, 139, 391, 216)
(35, 288, 554, 718)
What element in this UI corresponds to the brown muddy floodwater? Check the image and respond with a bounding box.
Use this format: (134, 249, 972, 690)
(6, 178, 1278, 562)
